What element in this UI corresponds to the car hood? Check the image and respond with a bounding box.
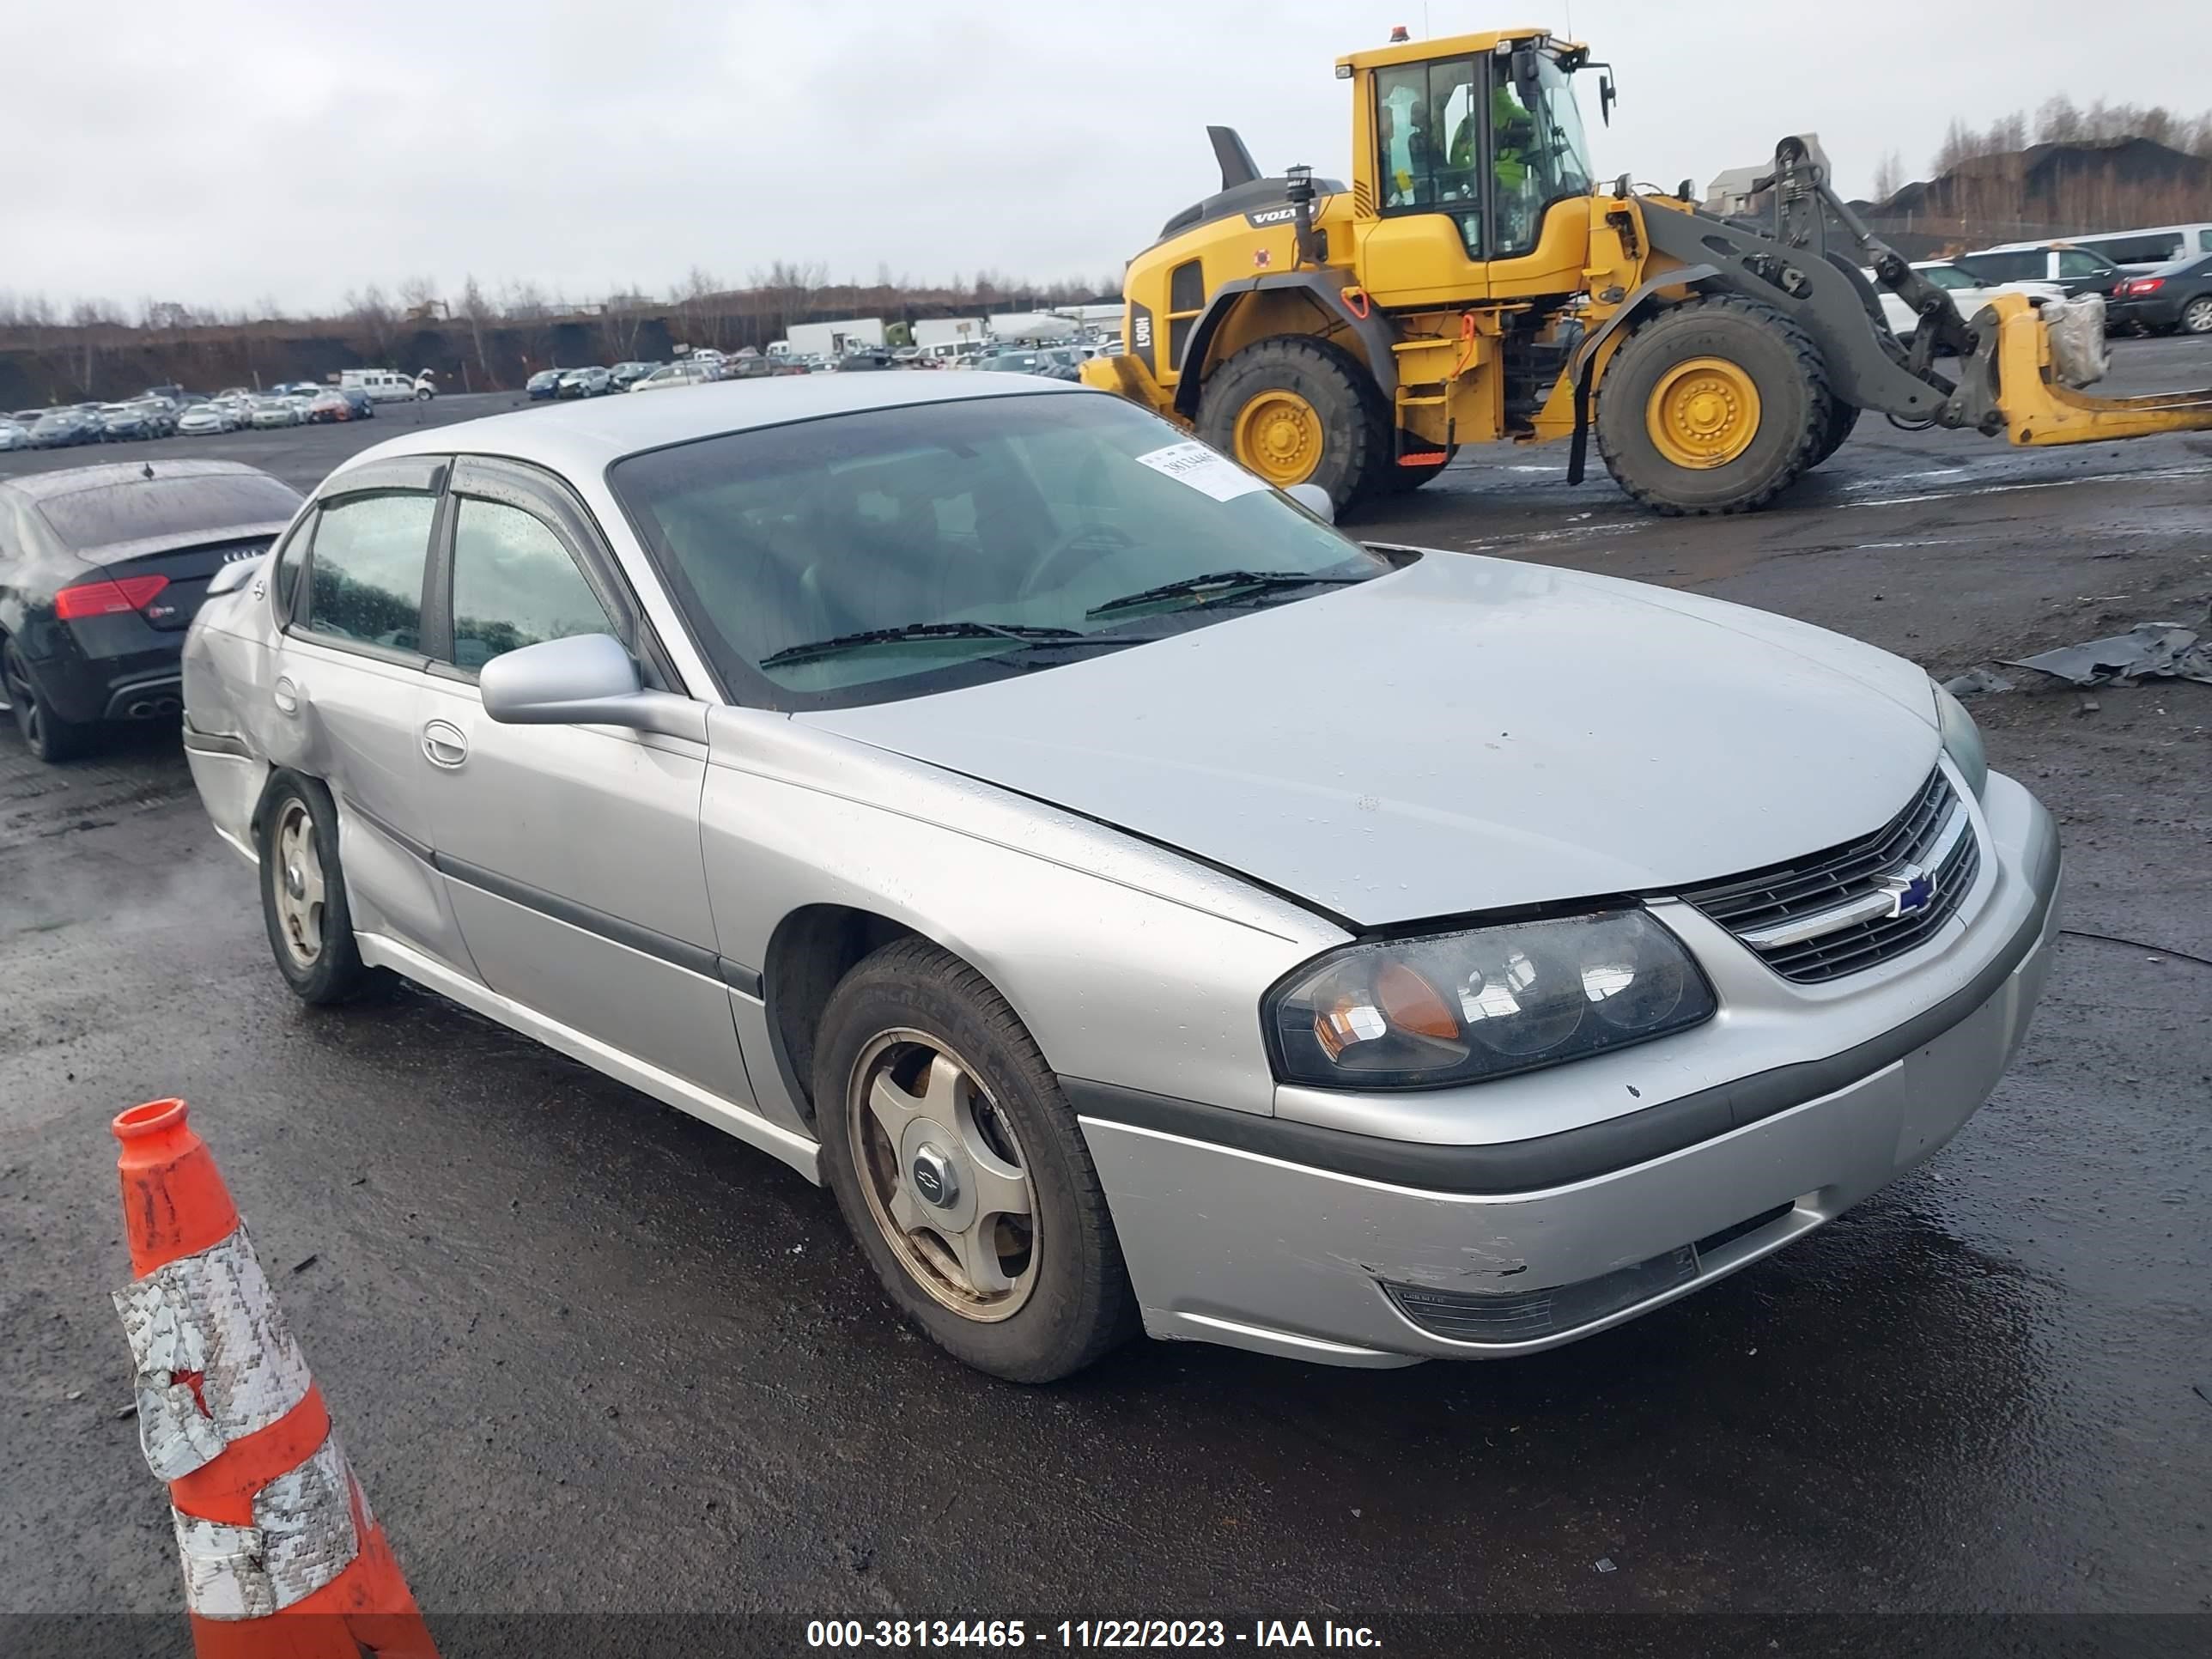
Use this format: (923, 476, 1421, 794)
(802, 553, 1941, 926)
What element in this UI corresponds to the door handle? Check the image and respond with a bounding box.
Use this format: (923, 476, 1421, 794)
(421, 718, 469, 769)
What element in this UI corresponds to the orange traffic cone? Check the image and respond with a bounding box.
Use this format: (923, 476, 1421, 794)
(110, 1097, 440, 1658)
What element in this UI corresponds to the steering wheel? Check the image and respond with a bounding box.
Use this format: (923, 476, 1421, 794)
(1015, 520, 1135, 602)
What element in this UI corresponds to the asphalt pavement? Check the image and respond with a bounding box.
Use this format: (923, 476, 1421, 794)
(2, 350, 2208, 1651)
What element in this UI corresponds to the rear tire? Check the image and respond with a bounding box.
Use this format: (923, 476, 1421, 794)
(2, 639, 97, 763)
(814, 938, 1136, 1382)
(1595, 293, 1832, 515)
(257, 774, 373, 1006)
(1197, 336, 1389, 512)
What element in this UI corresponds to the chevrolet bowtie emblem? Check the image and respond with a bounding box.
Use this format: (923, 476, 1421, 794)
(1876, 864, 1936, 919)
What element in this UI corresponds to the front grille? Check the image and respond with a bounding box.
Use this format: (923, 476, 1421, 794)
(1680, 769, 1979, 983)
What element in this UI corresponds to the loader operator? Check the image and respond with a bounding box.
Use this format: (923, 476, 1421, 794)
(1442, 81, 1539, 241)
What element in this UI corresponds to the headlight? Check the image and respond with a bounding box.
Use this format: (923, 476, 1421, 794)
(1933, 680, 1988, 799)
(1266, 910, 1717, 1090)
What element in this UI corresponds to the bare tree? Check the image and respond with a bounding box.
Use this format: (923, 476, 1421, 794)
(344, 284, 397, 360)
(457, 273, 495, 387)
(397, 274, 442, 319)
(2037, 94, 2083, 143)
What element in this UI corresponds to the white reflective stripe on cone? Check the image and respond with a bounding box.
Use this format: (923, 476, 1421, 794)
(112, 1222, 313, 1480)
(173, 1431, 363, 1620)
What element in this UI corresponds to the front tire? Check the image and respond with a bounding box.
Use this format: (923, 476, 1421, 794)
(2179, 296, 2212, 336)
(257, 775, 373, 1005)
(814, 939, 1135, 1382)
(1197, 336, 1389, 511)
(2, 640, 97, 763)
(1809, 398, 1861, 468)
(1595, 294, 1832, 515)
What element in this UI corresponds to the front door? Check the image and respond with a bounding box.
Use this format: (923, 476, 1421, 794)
(412, 459, 754, 1106)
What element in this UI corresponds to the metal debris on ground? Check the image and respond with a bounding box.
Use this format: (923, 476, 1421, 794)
(1595, 1557, 1618, 1574)
(2001, 621, 2212, 690)
(1940, 666, 2015, 697)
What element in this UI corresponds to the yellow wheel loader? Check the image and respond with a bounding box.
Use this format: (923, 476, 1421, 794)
(1079, 25, 2212, 515)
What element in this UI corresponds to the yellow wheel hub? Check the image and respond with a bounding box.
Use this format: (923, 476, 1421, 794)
(1646, 356, 1761, 469)
(1232, 389, 1323, 486)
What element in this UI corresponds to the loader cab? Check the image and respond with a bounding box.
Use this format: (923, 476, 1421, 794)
(1345, 30, 1597, 307)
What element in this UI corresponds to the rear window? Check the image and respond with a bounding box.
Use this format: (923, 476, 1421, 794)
(34, 473, 303, 551)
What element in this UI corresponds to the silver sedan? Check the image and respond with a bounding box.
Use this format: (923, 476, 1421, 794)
(180, 375, 2059, 1381)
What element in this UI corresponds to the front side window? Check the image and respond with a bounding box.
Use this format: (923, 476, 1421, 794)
(447, 498, 614, 671)
(611, 392, 1387, 708)
(302, 493, 434, 651)
(1923, 265, 1974, 292)
(2057, 250, 2107, 278)
(1492, 54, 1593, 258)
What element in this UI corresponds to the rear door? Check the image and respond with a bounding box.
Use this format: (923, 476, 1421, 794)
(412, 457, 754, 1105)
(264, 457, 473, 972)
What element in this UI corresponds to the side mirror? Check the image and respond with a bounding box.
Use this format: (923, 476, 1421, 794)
(478, 633, 705, 741)
(1285, 482, 1335, 523)
(1599, 74, 1616, 125)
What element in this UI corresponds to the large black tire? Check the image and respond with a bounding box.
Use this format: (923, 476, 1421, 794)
(256, 773, 374, 1006)
(3, 638, 98, 763)
(1810, 398, 1861, 468)
(1595, 294, 1832, 515)
(1196, 336, 1390, 511)
(814, 938, 1136, 1382)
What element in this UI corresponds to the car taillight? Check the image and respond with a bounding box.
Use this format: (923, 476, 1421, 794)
(54, 574, 170, 620)
(2120, 277, 2165, 296)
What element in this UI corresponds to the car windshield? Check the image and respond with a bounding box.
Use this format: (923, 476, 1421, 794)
(608, 391, 1388, 708)
(36, 472, 303, 550)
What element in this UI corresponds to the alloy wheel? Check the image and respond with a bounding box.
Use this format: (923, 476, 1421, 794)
(2184, 296, 2212, 335)
(270, 799, 327, 969)
(846, 1030, 1039, 1322)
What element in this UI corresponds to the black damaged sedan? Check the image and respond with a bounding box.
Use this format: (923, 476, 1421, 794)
(0, 460, 301, 761)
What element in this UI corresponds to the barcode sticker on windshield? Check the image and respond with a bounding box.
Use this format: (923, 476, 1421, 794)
(1134, 441, 1267, 502)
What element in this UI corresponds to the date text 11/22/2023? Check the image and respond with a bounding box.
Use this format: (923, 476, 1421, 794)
(805, 1620, 1383, 1649)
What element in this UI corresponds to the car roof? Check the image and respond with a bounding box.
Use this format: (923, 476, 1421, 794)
(330, 370, 1086, 483)
(0, 459, 270, 501)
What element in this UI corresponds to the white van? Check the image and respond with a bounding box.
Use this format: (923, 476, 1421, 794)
(1978, 225, 2212, 276)
(339, 368, 434, 403)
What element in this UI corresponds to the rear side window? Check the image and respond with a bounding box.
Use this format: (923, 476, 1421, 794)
(447, 498, 614, 671)
(2057, 250, 2108, 278)
(303, 493, 435, 652)
(1963, 252, 2039, 283)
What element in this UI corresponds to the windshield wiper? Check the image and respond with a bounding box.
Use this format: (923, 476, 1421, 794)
(761, 619, 1110, 669)
(1085, 569, 1365, 620)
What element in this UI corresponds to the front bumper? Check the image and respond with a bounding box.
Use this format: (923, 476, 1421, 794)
(1073, 774, 2061, 1367)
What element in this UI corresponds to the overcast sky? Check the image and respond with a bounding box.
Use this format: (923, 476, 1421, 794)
(9, 0, 2206, 316)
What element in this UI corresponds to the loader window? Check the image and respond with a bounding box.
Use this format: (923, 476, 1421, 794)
(1493, 54, 1594, 258)
(1375, 57, 1482, 256)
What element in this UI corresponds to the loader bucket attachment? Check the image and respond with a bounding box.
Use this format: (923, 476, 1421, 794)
(1961, 293, 2212, 446)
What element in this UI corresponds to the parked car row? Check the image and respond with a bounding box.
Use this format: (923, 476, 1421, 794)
(515, 340, 1118, 405)
(1864, 240, 2212, 346)
(0, 374, 441, 453)
(525, 352, 809, 402)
